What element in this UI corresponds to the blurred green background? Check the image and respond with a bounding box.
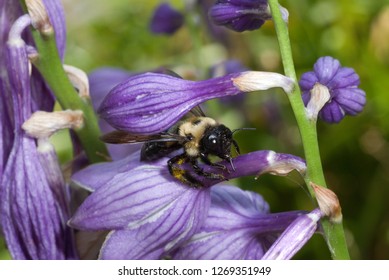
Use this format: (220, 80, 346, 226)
(2, 0, 389, 259)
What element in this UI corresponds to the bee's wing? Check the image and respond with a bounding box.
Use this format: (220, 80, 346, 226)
(100, 130, 186, 144)
(186, 105, 206, 118)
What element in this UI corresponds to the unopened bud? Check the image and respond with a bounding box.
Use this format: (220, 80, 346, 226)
(64, 65, 90, 99)
(232, 71, 295, 94)
(22, 110, 84, 139)
(25, 0, 53, 36)
(311, 182, 342, 223)
(305, 83, 331, 121)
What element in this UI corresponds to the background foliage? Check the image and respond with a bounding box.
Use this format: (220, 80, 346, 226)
(2, 0, 389, 259)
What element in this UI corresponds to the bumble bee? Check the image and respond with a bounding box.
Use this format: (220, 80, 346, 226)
(100, 106, 242, 188)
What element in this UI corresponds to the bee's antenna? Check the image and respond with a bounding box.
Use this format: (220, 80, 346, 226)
(231, 127, 256, 134)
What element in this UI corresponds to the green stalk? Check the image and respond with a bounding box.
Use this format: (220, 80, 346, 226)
(268, 0, 349, 259)
(21, 1, 108, 163)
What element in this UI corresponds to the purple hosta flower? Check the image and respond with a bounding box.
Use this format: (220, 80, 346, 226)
(149, 3, 184, 35)
(209, 0, 289, 32)
(299, 56, 366, 123)
(173, 185, 307, 259)
(98, 71, 294, 135)
(0, 2, 77, 259)
(69, 150, 306, 259)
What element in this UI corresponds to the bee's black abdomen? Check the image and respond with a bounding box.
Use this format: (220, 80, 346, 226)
(140, 141, 181, 161)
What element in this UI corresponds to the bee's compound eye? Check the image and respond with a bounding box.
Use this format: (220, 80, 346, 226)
(208, 135, 218, 146)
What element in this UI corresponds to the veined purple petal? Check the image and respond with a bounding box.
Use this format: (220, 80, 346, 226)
(71, 151, 141, 192)
(98, 72, 242, 134)
(70, 154, 211, 259)
(69, 155, 210, 231)
(98, 71, 293, 135)
(99, 188, 209, 259)
(262, 208, 323, 260)
(174, 185, 305, 260)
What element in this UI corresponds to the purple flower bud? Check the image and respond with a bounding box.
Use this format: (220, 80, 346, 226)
(69, 150, 305, 259)
(209, 0, 289, 32)
(262, 208, 323, 260)
(299, 56, 366, 123)
(173, 185, 306, 259)
(98, 71, 294, 135)
(149, 3, 184, 35)
(209, 0, 270, 32)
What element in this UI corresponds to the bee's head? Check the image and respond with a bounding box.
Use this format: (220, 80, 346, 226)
(200, 124, 237, 170)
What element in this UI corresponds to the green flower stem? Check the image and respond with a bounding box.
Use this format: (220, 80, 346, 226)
(21, 2, 108, 163)
(268, 0, 350, 259)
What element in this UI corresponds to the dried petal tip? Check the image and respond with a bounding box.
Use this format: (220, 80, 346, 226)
(64, 65, 90, 99)
(256, 151, 306, 179)
(26, 0, 53, 35)
(22, 110, 84, 139)
(311, 183, 342, 223)
(305, 83, 331, 121)
(232, 71, 295, 94)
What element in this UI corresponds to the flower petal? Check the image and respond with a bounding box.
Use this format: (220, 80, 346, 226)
(262, 208, 322, 260)
(99, 187, 209, 259)
(313, 56, 341, 84)
(320, 100, 345, 123)
(333, 88, 366, 115)
(69, 158, 210, 231)
(299, 71, 318, 93)
(174, 185, 305, 260)
(98, 72, 241, 134)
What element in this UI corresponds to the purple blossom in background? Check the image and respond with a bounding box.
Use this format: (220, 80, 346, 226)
(299, 56, 366, 123)
(173, 185, 307, 259)
(149, 3, 184, 35)
(69, 150, 306, 259)
(88, 67, 137, 160)
(209, 0, 288, 32)
(0, 1, 77, 259)
(209, 0, 270, 32)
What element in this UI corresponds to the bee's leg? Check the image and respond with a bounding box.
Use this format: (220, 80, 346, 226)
(191, 158, 226, 180)
(200, 153, 228, 172)
(232, 139, 241, 155)
(167, 153, 204, 188)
